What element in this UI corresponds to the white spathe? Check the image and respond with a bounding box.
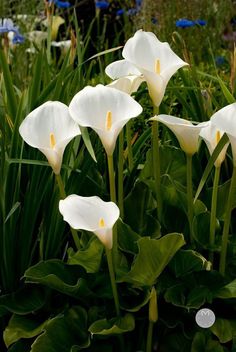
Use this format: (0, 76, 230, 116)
(107, 75, 144, 95)
(210, 103, 236, 166)
(59, 195, 120, 249)
(199, 121, 229, 167)
(151, 114, 208, 155)
(19, 101, 81, 174)
(120, 30, 188, 106)
(69, 84, 142, 155)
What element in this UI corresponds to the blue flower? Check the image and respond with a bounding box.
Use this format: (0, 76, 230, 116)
(95, 1, 109, 9)
(49, 0, 71, 8)
(151, 17, 158, 25)
(176, 19, 195, 28)
(12, 32, 25, 44)
(195, 19, 207, 26)
(0, 18, 19, 33)
(116, 9, 124, 16)
(215, 56, 226, 66)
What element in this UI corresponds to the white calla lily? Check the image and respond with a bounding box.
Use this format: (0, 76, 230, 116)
(210, 103, 236, 166)
(69, 84, 142, 155)
(121, 30, 188, 106)
(199, 121, 229, 167)
(59, 195, 120, 249)
(107, 75, 144, 95)
(151, 115, 208, 155)
(19, 101, 81, 174)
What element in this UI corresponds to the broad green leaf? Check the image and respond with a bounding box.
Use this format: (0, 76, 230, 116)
(210, 318, 236, 343)
(192, 212, 217, 249)
(120, 287, 151, 312)
(89, 314, 135, 335)
(191, 332, 224, 352)
(169, 250, 211, 277)
(119, 233, 185, 286)
(215, 279, 236, 299)
(8, 340, 32, 352)
(4, 314, 49, 348)
(31, 306, 89, 352)
(0, 286, 46, 317)
(24, 260, 94, 300)
(124, 181, 160, 237)
(67, 237, 103, 273)
(117, 219, 140, 254)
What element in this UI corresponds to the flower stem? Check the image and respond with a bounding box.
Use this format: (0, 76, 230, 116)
(146, 321, 154, 352)
(152, 106, 162, 220)
(46, 3, 53, 64)
(186, 153, 194, 244)
(126, 121, 134, 170)
(107, 154, 118, 269)
(107, 154, 116, 203)
(55, 174, 81, 250)
(118, 130, 124, 218)
(209, 166, 220, 266)
(219, 166, 236, 275)
(105, 247, 120, 316)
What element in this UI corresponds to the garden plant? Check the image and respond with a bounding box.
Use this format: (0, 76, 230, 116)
(1, 1, 236, 351)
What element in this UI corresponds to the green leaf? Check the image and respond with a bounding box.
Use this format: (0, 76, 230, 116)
(119, 233, 185, 286)
(217, 76, 235, 104)
(194, 133, 229, 202)
(0, 48, 18, 120)
(191, 332, 224, 352)
(80, 126, 97, 162)
(89, 314, 135, 335)
(124, 181, 160, 237)
(117, 219, 140, 254)
(4, 314, 49, 348)
(24, 260, 94, 300)
(215, 279, 236, 299)
(169, 250, 211, 277)
(0, 286, 46, 317)
(67, 237, 103, 273)
(31, 306, 89, 352)
(210, 318, 236, 343)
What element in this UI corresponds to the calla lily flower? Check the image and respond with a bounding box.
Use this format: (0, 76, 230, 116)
(210, 103, 236, 166)
(151, 115, 208, 155)
(107, 75, 144, 95)
(19, 101, 81, 174)
(199, 121, 229, 167)
(59, 195, 120, 249)
(106, 59, 144, 94)
(120, 30, 188, 106)
(69, 84, 142, 155)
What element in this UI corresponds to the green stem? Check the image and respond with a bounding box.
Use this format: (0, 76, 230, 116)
(186, 153, 194, 244)
(152, 106, 162, 220)
(209, 166, 221, 266)
(118, 130, 124, 218)
(55, 174, 81, 250)
(126, 121, 134, 170)
(107, 154, 118, 268)
(146, 321, 154, 352)
(105, 248, 120, 316)
(107, 154, 116, 203)
(219, 166, 236, 275)
(46, 6, 53, 64)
